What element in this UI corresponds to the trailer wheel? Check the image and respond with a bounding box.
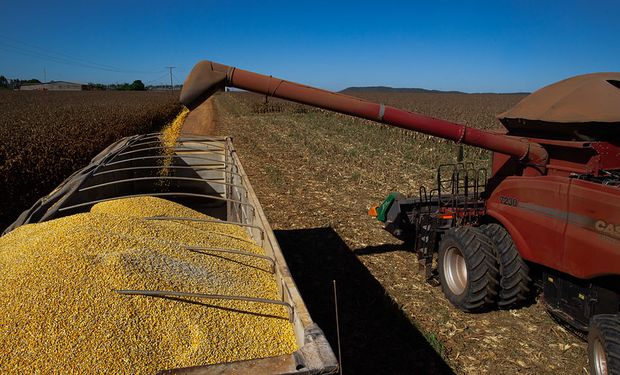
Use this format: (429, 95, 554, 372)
(588, 314, 620, 375)
(438, 227, 499, 312)
(480, 223, 531, 309)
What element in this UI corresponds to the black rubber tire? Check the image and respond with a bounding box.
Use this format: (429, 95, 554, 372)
(438, 227, 499, 312)
(588, 314, 620, 375)
(480, 223, 531, 309)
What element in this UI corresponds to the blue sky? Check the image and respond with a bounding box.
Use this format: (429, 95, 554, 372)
(0, 0, 618, 92)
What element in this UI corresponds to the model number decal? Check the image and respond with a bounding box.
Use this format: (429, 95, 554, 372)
(499, 196, 518, 207)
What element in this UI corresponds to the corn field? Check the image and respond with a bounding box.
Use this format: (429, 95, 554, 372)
(0, 91, 181, 231)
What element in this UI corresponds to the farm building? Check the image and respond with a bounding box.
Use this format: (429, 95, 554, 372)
(20, 81, 85, 91)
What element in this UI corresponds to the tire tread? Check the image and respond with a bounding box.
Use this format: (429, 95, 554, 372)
(480, 223, 531, 309)
(589, 314, 620, 375)
(438, 227, 499, 312)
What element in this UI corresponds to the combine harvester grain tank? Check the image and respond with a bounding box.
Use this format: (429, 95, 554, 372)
(180, 60, 620, 375)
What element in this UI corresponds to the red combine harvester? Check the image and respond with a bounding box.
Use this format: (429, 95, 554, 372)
(180, 61, 620, 375)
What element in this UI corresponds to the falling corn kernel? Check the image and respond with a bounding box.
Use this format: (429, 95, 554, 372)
(0, 196, 297, 373)
(159, 107, 190, 177)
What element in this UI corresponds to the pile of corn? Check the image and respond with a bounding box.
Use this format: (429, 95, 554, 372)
(0, 196, 297, 373)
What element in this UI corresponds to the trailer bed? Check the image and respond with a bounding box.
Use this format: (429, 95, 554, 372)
(4, 133, 338, 374)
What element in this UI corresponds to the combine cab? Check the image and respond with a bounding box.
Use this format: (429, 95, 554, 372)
(180, 61, 620, 374)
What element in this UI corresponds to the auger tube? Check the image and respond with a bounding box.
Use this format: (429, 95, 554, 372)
(180, 60, 548, 166)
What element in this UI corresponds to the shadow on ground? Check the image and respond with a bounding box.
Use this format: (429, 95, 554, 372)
(353, 243, 412, 256)
(275, 227, 454, 375)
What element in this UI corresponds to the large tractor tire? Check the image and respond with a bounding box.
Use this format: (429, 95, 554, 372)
(588, 314, 620, 375)
(480, 223, 531, 309)
(438, 227, 499, 312)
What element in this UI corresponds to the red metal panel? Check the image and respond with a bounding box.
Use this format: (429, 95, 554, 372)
(487, 176, 570, 269)
(488, 175, 620, 279)
(591, 142, 620, 172)
(563, 179, 620, 278)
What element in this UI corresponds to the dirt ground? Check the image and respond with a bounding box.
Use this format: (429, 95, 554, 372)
(186, 92, 589, 374)
(181, 97, 216, 135)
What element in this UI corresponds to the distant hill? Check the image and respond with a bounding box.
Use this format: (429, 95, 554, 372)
(340, 86, 529, 95)
(340, 86, 465, 94)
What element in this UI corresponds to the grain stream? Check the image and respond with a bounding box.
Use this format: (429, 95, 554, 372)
(159, 107, 190, 177)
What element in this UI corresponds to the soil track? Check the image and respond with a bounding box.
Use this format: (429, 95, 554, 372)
(181, 98, 216, 135)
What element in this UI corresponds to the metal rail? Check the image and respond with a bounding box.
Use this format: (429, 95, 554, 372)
(93, 164, 241, 180)
(146, 216, 262, 245)
(136, 133, 229, 142)
(92, 165, 242, 178)
(103, 154, 235, 167)
(127, 139, 227, 150)
(114, 289, 293, 321)
(144, 216, 263, 236)
(58, 192, 255, 213)
(90, 135, 143, 175)
(185, 246, 275, 273)
(78, 176, 247, 192)
(117, 146, 225, 157)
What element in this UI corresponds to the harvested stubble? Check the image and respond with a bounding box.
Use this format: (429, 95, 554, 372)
(0, 196, 297, 373)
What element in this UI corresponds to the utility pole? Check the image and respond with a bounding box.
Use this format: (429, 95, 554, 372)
(166, 66, 175, 91)
(43, 67, 46, 83)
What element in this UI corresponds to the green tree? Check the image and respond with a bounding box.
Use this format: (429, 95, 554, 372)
(0, 75, 8, 88)
(86, 83, 106, 91)
(130, 80, 145, 91)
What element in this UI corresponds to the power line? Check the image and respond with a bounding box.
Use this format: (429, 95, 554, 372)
(171, 71, 181, 86)
(0, 34, 128, 71)
(0, 34, 164, 75)
(0, 45, 91, 70)
(165, 66, 175, 91)
(0, 43, 165, 76)
(0, 34, 162, 74)
(144, 72, 172, 85)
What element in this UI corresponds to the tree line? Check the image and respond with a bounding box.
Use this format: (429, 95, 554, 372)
(0, 76, 41, 90)
(0, 76, 146, 91)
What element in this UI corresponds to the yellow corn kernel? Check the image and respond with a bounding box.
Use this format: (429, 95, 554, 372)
(159, 107, 190, 176)
(0, 196, 297, 373)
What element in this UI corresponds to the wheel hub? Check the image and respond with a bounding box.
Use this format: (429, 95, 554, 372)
(443, 246, 468, 295)
(593, 338, 608, 375)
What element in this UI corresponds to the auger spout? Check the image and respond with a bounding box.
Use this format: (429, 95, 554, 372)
(180, 60, 548, 166)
